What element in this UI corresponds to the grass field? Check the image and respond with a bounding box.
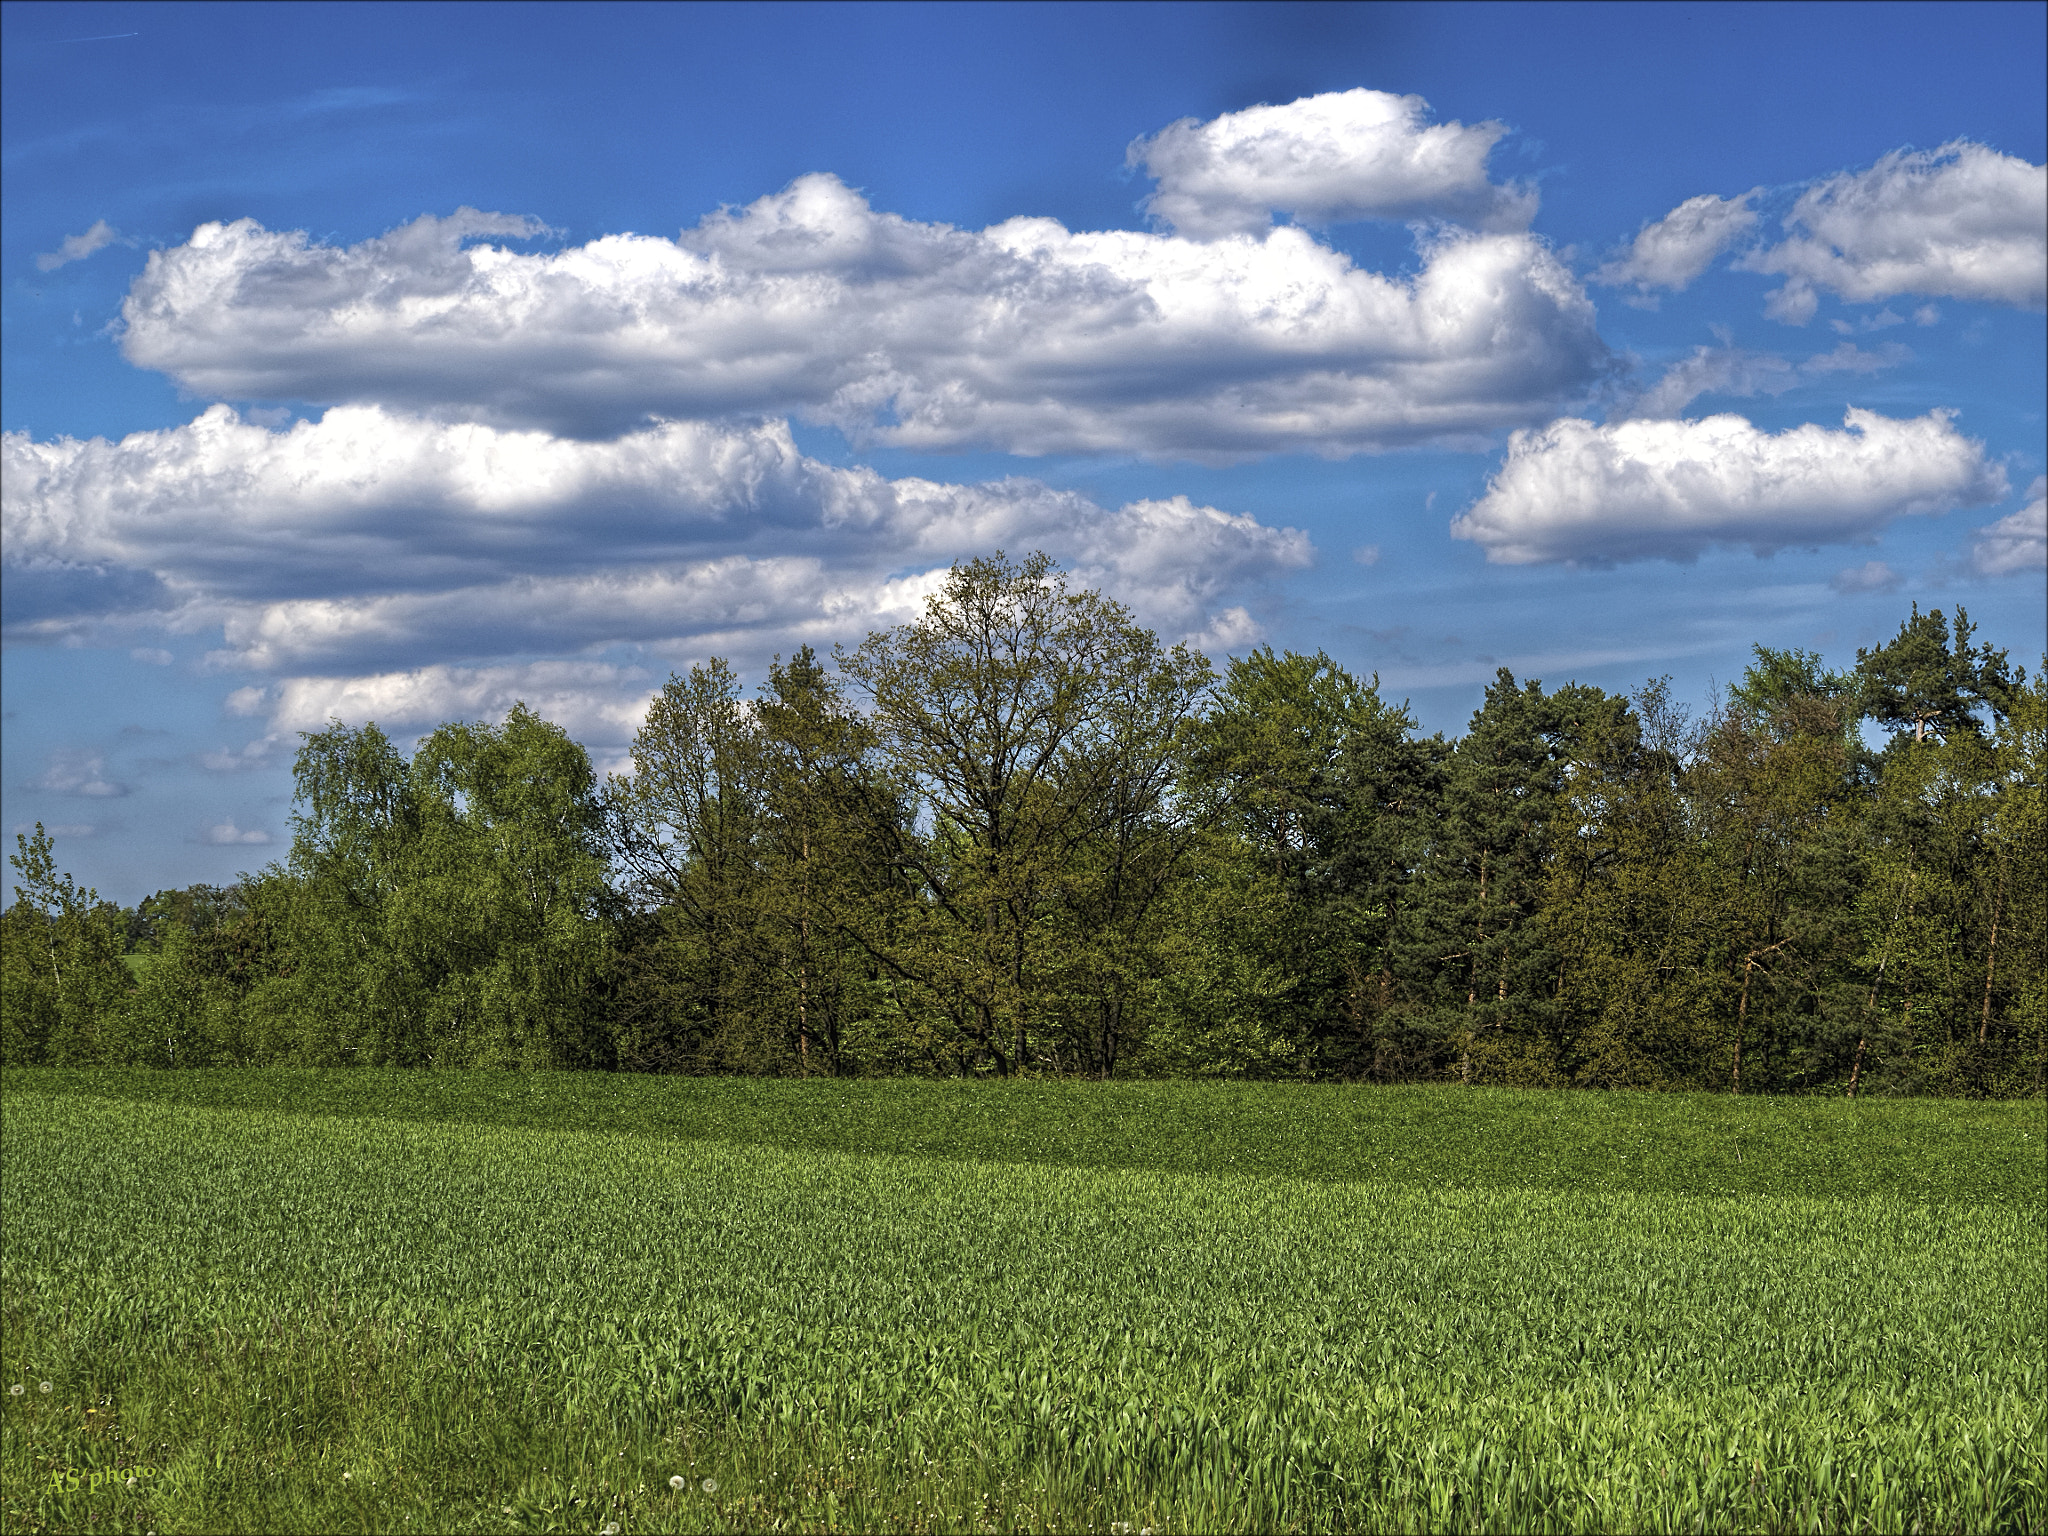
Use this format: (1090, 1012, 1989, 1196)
(2, 1071, 2041, 1533)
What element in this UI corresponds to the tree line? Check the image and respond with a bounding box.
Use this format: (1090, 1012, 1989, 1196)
(5, 553, 2042, 1094)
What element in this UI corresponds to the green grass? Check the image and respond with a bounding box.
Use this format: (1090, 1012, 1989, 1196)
(8, 1067, 2037, 1203)
(2, 1071, 2042, 1533)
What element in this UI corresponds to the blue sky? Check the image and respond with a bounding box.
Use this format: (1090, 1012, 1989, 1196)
(5, 0, 2044, 903)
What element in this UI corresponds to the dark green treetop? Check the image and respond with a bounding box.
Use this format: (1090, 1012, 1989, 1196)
(1856, 605, 2021, 744)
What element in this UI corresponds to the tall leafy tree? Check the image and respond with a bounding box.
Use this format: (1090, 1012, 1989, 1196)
(837, 552, 1210, 1075)
(1857, 605, 2020, 743)
(1405, 671, 1628, 1082)
(608, 660, 772, 1070)
(1687, 666, 1867, 1094)
(755, 647, 895, 1075)
(402, 705, 614, 1067)
(1, 824, 130, 1064)
(1545, 681, 1729, 1089)
(277, 719, 420, 1062)
(277, 708, 610, 1067)
(1982, 667, 2046, 1093)
(1190, 648, 1438, 1076)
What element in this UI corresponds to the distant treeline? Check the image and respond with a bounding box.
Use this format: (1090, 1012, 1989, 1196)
(5, 554, 2043, 1094)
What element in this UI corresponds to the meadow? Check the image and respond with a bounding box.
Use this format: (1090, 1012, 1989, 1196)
(1, 1071, 2041, 1534)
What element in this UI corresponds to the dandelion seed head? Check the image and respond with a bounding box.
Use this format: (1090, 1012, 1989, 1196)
(7, 1384, 20, 1396)
(39, 1382, 52, 1394)
(602, 1524, 620, 1535)
(669, 1475, 686, 1490)
(702, 1477, 718, 1494)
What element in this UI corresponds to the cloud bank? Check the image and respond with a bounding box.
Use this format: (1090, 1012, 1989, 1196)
(1128, 88, 1535, 238)
(4, 405, 1311, 734)
(10, 94, 2038, 756)
(117, 174, 1603, 457)
(1450, 408, 2004, 565)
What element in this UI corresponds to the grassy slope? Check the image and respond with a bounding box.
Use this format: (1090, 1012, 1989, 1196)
(2, 1071, 2042, 1534)
(7, 1067, 2039, 1202)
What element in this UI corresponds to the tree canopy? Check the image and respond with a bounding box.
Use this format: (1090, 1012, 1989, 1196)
(6, 559, 2040, 1096)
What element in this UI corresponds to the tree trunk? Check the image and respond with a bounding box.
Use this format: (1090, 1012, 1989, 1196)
(1733, 954, 1752, 1094)
(797, 830, 811, 1074)
(1980, 861, 2005, 1045)
(1732, 939, 1789, 1094)
(1468, 850, 1488, 1008)
(1852, 850, 1917, 1097)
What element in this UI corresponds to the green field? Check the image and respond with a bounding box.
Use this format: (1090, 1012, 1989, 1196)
(2, 1072, 2042, 1533)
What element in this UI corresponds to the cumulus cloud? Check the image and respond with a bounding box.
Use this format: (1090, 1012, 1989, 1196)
(28, 749, 128, 798)
(1744, 141, 2047, 322)
(35, 219, 121, 272)
(115, 175, 1603, 457)
(200, 818, 271, 846)
(1127, 88, 1535, 239)
(5, 405, 1312, 738)
(1450, 408, 2005, 566)
(1594, 192, 1758, 297)
(1969, 477, 2047, 577)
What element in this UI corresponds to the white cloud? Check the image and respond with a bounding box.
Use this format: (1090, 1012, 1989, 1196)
(1831, 307, 1905, 334)
(1352, 544, 1382, 566)
(35, 219, 120, 272)
(1594, 192, 1758, 296)
(13, 823, 97, 839)
(200, 818, 272, 846)
(1624, 347, 1796, 419)
(115, 174, 1603, 457)
(130, 646, 173, 665)
(1184, 606, 1263, 654)
(1450, 408, 2005, 566)
(198, 735, 286, 773)
(1969, 477, 2047, 577)
(1830, 560, 1902, 595)
(1800, 340, 1909, 377)
(28, 749, 128, 798)
(5, 405, 1311, 732)
(1623, 341, 1905, 419)
(1127, 88, 1535, 239)
(1745, 142, 2047, 321)
(242, 662, 657, 743)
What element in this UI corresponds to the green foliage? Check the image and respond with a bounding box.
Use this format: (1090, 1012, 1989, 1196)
(247, 707, 614, 1068)
(4, 1074, 2041, 1532)
(1856, 603, 2020, 744)
(10, 559, 2040, 1097)
(1, 825, 130, 1066)
(837, 552, 1214, 1075)
(1729, 643, 1854, 719)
